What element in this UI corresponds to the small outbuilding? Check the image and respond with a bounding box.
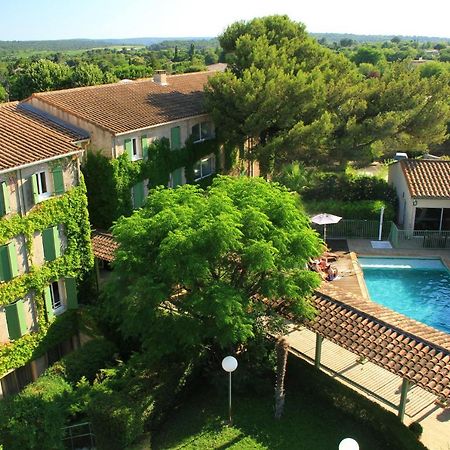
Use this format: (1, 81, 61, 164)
(388, 159, 450, 233)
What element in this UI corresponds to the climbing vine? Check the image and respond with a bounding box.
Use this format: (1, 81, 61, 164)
(0, 174, 93, 377)
(83, 136, 234, 229)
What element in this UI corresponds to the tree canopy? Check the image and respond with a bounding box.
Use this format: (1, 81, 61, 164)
(205, 15, 450, 173)
(105, 176, 322, 360)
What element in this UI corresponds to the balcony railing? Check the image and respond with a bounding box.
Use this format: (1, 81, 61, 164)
(312, 220, 450, 249)
(312, 219, 391, 240)
(389, 223, 450, 249)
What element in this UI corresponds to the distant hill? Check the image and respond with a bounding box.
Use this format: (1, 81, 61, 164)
(310, 32, 450, 43)
(0, 37, 215, 53)
(1, 33, 449, 55)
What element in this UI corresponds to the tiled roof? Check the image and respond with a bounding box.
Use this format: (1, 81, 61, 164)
(91, 231, 118, 262)
(31, 72, 213, 135)
(400, 159, 450, 199)
(305, 284, 450, 399)
(0, 102, 86, 172)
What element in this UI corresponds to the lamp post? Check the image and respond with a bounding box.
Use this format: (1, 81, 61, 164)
(339, 438, 359, 450)
(222, 356, 238, 425)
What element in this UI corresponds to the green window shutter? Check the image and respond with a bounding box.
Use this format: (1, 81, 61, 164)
(52, 166, 65, 195)
(132, 181, 145, 209)
(65, 278, 78, 309)
(5, 300, 27, 340)
(172, 168, 183, 187)
(141, 136, 149, 159)
(42, 227, 57, 261)
(124, 139, 133, 159)
(0, 181, 10, 216)
(44, 286, 55, 320)
(0, 245, 11, 281)
(31, 174, 39, 205)
(7, 242, 18, 279)
(170, 127, 181, 150)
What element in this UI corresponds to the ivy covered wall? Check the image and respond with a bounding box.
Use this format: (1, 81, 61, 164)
(0, 177, 93, 377)
(83, 137, 234, 229)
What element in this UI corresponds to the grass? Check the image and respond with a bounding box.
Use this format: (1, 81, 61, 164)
(152, 378, 383, 449)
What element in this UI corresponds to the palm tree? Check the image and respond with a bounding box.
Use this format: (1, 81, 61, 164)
(274, 337, 289, 419)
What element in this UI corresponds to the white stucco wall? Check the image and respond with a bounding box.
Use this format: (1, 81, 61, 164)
(115, 114, 214, 159)
(388, 161, 450, 231)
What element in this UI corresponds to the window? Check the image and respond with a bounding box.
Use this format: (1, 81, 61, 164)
(124, 138, 141, 161)
(44, 278, 78, 319)
(193, 154, 215, 180)
(192, 122, 213, 142)
(50, 281, 62, 311)
(36, 171, 49, 197)
(30, 171, 50, 204)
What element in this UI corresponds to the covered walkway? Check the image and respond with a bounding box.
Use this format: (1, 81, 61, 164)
(282, 280, 450, 450)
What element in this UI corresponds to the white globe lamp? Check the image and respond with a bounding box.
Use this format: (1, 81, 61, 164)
(222, 356, 238, 424)
(339, 438, 359, 450)
(222, 356, 238, 373)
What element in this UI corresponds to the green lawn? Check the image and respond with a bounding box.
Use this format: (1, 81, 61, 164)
(153, 381, 383, 450)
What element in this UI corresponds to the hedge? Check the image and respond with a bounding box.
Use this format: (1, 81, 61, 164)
(301, 172, 397, 206)
(47, 338, 117, 384)
(0, 373, 72, 450)
(303, 199, 395, 221)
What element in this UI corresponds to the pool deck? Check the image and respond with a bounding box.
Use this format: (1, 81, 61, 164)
(346, 239, 450, 271)
(315, 240, 450, 450)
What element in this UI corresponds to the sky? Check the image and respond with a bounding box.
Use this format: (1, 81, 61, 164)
(2, 0, 450, 41)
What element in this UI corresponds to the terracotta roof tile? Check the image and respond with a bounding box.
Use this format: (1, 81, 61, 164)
(303, 284, 450, 399)
(31, 72, 214, 135)
(0, 102, 86, 172)
(91, 231, 118, 263)
(400, 159, 450, 199)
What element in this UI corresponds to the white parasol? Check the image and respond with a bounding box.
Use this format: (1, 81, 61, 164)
(311, 213, 342, 242)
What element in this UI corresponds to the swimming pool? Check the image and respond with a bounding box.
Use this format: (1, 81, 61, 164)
(359, 257, 450, 334)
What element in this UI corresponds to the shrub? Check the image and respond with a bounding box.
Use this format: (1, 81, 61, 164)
(88, 389, 145, 450)
(408, 421, 423, 438)
(0, 374, 72, 450)
(47, 338, 117, 384)
(301, 172, 397, 206)
(303, 199, 395, 221)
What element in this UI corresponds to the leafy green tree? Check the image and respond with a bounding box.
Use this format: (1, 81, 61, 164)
(105, 176, 322, 360)
(9, 59, 70, 99)
(70, 62, 105, 87)
(0, 84, 7, 102)
(205, 16, 450, 172)
(340, 38, 355, 47)
(352, 46, 385, 65)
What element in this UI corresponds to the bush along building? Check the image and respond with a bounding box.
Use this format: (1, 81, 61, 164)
(0, 102, 93, 398)
(23, 69, 247, 229)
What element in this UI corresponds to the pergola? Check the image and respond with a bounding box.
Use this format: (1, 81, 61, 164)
(302, 283, 450, 421)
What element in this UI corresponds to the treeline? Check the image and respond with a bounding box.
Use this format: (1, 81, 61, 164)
(325, 37, 450, 65)
(312, 32, 450, 44)
(0, 41, 221, 101)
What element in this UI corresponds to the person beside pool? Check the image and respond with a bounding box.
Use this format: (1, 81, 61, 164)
(326, 265, 338, 281)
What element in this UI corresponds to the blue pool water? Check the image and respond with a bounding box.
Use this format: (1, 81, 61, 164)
(359, 258, 450, 334)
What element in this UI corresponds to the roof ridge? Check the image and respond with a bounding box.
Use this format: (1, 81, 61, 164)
(31, 70, 211, 98)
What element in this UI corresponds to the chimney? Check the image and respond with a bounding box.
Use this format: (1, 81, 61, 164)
(153, 70, 168, 86)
